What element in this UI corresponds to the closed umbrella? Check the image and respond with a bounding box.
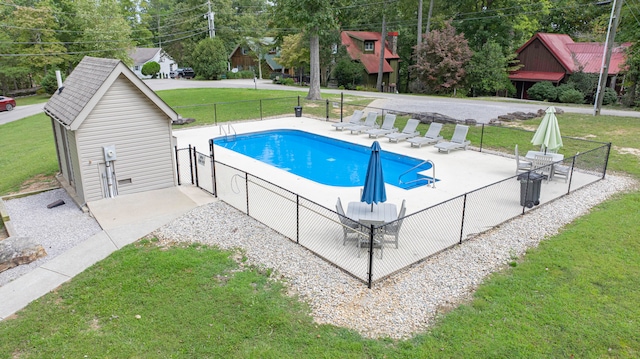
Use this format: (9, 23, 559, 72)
(361, 141, 386, 211)
(531, 106, 563, 153)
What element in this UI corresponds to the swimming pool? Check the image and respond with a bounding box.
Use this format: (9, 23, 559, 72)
(213, 129, 435, 189)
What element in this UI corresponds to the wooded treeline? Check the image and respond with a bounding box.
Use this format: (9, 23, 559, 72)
(1, 0, 639, 104)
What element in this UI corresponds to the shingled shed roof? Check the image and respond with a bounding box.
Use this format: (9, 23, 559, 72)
(44, 56, 178, 131)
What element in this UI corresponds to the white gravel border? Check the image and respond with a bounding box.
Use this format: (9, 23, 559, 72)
(153, 174, 636, 339)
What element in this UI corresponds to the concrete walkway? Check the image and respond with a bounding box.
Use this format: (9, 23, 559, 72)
(0, 186, 215, 320)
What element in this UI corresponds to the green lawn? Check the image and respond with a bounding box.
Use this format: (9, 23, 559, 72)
(14, 94, 51, 106)
(1, 90, 639, 357)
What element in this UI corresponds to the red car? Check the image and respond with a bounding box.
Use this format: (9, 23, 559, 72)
(0, 95, 16, 111)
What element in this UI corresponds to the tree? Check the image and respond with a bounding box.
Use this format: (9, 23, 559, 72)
(411, 21, 472, 94)
(142, 61, 161, 78)
(191, 38, 227, 80)
(275, 34, 310, 84)
(271, 0, 338, 100)
(466, 41, 518, 96)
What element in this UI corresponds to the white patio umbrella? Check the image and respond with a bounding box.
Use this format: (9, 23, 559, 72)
(531, 106, 563, 153)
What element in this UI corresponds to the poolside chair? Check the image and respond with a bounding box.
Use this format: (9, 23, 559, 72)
(383, 200, 406, 249)
(348, 112, 379, 134)
(515, 144, 533, 174)
(365, 114, 397, 138)
(407, 122, 444, 148)
(336, 197, 361, 245)
(331, 110, 364, 131)
(384, 119, 420, 143)
(434, 124, 471, 153)
(551, 152, 576, 183)
(532, 154, 553, 181)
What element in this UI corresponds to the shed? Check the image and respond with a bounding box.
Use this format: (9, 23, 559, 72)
(44, 56, 179, 206)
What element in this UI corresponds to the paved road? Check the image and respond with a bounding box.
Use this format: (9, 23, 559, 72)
(2, 78, 638, 125)
(0, 103, 45, 125)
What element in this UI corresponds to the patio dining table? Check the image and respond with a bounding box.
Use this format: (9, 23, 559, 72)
(525, 150, 564, 162)
(346, 201, 398, 227)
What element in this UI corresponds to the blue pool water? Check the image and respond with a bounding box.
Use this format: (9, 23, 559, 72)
(213, 129, 435, 189)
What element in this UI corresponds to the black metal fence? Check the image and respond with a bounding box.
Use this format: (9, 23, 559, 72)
(173, 98, 612, 288)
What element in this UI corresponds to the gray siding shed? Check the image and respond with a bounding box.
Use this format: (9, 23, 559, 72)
(44, 56, 179, 206)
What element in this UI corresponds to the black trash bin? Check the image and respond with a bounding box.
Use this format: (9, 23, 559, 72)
(517, 172, 545, 208)
(294, 106, 303, 117)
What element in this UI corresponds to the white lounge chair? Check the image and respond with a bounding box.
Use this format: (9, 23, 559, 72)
(407, 122, 443, 148)
(385, 119, 420, 143)
(331, 110, 364, 131)
(348, 112, 379, 134)
(435, 124, 471, 153)
(515, 144, 532, 174)
(365, 114, 397, 138)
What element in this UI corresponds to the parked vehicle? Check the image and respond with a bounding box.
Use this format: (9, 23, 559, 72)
(0, 95, 16, 111)
(174, 68, 195, 79)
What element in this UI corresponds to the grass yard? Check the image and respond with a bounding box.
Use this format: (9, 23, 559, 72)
(1, 89, 640, 357)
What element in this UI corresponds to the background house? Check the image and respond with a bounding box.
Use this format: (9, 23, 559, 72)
(228, 37, 290, 78)
(509, 33, 630, 99)
(44, 56, 179, 207)
(128, 47, 177, 79)
(340, 31, 400, 92)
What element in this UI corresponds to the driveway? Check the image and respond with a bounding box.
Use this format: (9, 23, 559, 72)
(2, 79, 638, 125)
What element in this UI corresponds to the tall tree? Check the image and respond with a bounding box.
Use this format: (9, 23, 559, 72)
(465, 40, 518, 96)
(275, 33, 310, 83)
(191, 37, 227, 80)
(271, 0, 338, 100)
(411, 21, 472, 94)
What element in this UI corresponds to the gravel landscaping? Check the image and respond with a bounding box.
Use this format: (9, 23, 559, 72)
(0, 189, 102, 287)
(153, 174, 636, 339)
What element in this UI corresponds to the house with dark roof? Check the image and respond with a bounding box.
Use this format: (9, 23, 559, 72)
(228, 37, 291, 79)
(509, 33, 630, 99)
(44, 56, 179, 207)
(340, 31, 400, 92)
(128, 47, 177, 79)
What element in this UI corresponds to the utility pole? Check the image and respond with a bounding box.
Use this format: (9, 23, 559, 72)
(417, 0, 423, 45)
(157, 15, 161, 48)
(594, 0, 624, 116)
(206, 0, 215, 38)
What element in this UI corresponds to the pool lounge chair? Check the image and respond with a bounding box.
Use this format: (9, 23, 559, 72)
(434, 124, 471, 153)
(407, 122, 443, 148)
(331, 110, 364, 131)
(365, 114, 397, 138)
(385, 119, 420, 143)
(348, 112, 379, 134)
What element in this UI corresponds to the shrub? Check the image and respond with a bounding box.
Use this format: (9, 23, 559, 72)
(141, 61, 160, 78)
(41, 69, 63, 95)
(280, 78, 295, 86)
(527, 81, 557, 101)
(602, 87, 618, 105)
(558, 87, 585, 103)
(332, 59, 364, 90)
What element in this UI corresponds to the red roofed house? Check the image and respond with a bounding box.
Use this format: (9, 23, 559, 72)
(340, 31, 400, 92)
(509, 33, 630, 99)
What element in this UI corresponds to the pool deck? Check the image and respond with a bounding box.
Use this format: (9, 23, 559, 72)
(173, 117, 595, 214)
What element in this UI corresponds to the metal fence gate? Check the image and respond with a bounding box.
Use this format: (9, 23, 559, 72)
(175, 145, 215, 195)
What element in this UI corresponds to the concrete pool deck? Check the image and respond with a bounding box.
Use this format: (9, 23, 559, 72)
(174, 116, 598, 214)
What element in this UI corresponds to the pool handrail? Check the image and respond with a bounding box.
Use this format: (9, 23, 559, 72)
(398, 159, 436, 188)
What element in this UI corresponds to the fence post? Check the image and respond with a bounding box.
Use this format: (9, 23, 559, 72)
(193, 146, 199, 188)
(459, 194, 467, 244)
(297, 95, 300, 107)
(214, 104, 217, 126)
(245, 172, 250, 216)
(340, 92, 344, 122)
(567, 155, 576, 195)
(521, 171, 530, 215)
(326, 99, 329, 121)
(209, 139, 217, 198)
(368, 224, 374, 289)
(296, 195, 300, 244)
(188, 144, 194, 185)
(480, 124, 485, 152)
(603, 142, 612, 179)
(260, 99, 263, 120)
(174, 146, 181, 185)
